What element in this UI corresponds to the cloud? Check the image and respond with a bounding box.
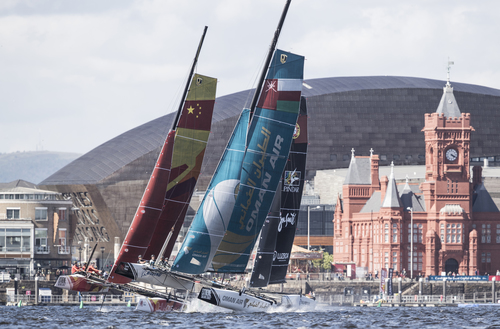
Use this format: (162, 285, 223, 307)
(1, 0, 500, 154)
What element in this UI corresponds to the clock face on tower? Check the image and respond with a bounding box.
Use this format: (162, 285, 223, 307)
(446, 148, 458, 162)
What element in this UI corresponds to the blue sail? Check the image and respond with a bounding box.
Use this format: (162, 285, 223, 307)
(211, 49, 305, 273)
(172, 109, 250, 274)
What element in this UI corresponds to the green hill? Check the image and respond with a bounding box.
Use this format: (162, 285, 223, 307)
(0, 151, 81, 184)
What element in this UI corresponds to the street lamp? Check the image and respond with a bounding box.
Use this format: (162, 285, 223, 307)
(307, 205, 321, 250)
(100, 246, 105, 271)
(407, 207, 413, 280)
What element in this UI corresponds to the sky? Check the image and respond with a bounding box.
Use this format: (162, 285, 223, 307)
(1, 0, 499, 155)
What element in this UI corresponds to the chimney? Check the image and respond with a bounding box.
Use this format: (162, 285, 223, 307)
(472, 166, 483, 189)
(380, 175, 388, 203)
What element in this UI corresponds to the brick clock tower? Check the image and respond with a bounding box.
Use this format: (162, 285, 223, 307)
(420, 79, 474, 275)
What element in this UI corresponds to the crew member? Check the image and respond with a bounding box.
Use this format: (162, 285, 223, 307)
(137, 255, 146, 264)
(71, 261, 80, 274)
(158, 256, 167, 268)
(87, 261, 101, 276)
(149, 255, 156, 268)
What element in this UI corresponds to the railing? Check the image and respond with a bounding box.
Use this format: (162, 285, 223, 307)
(7, 294, 133, 304)
(58, 246, 71, 254)
(0, 246, 31, 252)
(36, 246, 50, 254)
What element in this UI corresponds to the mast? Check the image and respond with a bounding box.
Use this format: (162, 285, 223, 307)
(171, 26, 208, 131)
(248, 0, 292, 120)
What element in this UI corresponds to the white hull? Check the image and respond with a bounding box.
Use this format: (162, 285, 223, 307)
(279, 294, 317, 310)
(198, 287, 274, 312)
(116, 263, 194, 290)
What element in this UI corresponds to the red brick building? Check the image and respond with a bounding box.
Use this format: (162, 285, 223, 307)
(333, 79, 500, 277)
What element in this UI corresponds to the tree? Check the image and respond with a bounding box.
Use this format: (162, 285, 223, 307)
(311, 252, 333, 272)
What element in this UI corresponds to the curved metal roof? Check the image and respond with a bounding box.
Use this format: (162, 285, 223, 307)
(40, 76, 500, 186)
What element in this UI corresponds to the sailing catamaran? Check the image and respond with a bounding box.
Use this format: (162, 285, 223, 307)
(173, 0, 308, 312)
(55, 26, 217, 311)
(248, 98, 316, 310)
(198, 98, 314, 312)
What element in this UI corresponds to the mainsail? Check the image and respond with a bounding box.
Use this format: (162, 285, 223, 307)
(250, 97, 308, 287)
(269, 96, 308, 284)
(143, 74, 217, 260)
(172, 109, 250, 274)
(108, 27, 217, 283)
(211, 49, 304, 273)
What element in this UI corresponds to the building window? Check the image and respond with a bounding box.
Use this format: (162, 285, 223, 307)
(6, 208, 20, 219)
(408, 250, 423, 271)
(58, 208, 67, 221)
(392, 224, 398, 243)
(482, 224, 491, 243)
(482, 252, 486, 263)
(4, 228, 31, 252)
(496, 224, 500, 243)
(58, 229, 69, 254)
(0, 229, 4, 251)
(35, 228, 49, 254)
(385, 224, 389, 243)
(35, 207, 48, 221)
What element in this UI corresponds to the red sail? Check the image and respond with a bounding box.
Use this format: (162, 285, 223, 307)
(108, 130, 176, 283)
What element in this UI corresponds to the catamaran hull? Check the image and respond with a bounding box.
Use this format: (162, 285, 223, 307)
(135, 297, 185, 313)
(114, 263, 194, 290)
(198, 287, 274, 312)
(54, 274, 110, 293)
(279, 294, 317, 310)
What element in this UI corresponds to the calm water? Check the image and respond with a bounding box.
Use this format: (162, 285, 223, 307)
(1, 303, 500, 328)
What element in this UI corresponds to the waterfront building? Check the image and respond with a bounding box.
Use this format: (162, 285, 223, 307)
(0, 180, 73, 277)
(333, 79, 500, 276)
(38, 76, 500, 261)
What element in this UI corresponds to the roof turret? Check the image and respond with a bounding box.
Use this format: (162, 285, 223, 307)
(435, 61, 461, 118)
(381, 162, 402, 208)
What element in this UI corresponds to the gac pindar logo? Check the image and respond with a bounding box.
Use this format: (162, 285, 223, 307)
(280, 54, 287, 64)
(283, 169, 301, 193)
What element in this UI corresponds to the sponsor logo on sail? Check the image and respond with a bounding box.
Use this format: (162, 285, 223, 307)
(283, 169, 301, 193)
(280, 54, 287, 64)
(278, 212, 297, 232)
